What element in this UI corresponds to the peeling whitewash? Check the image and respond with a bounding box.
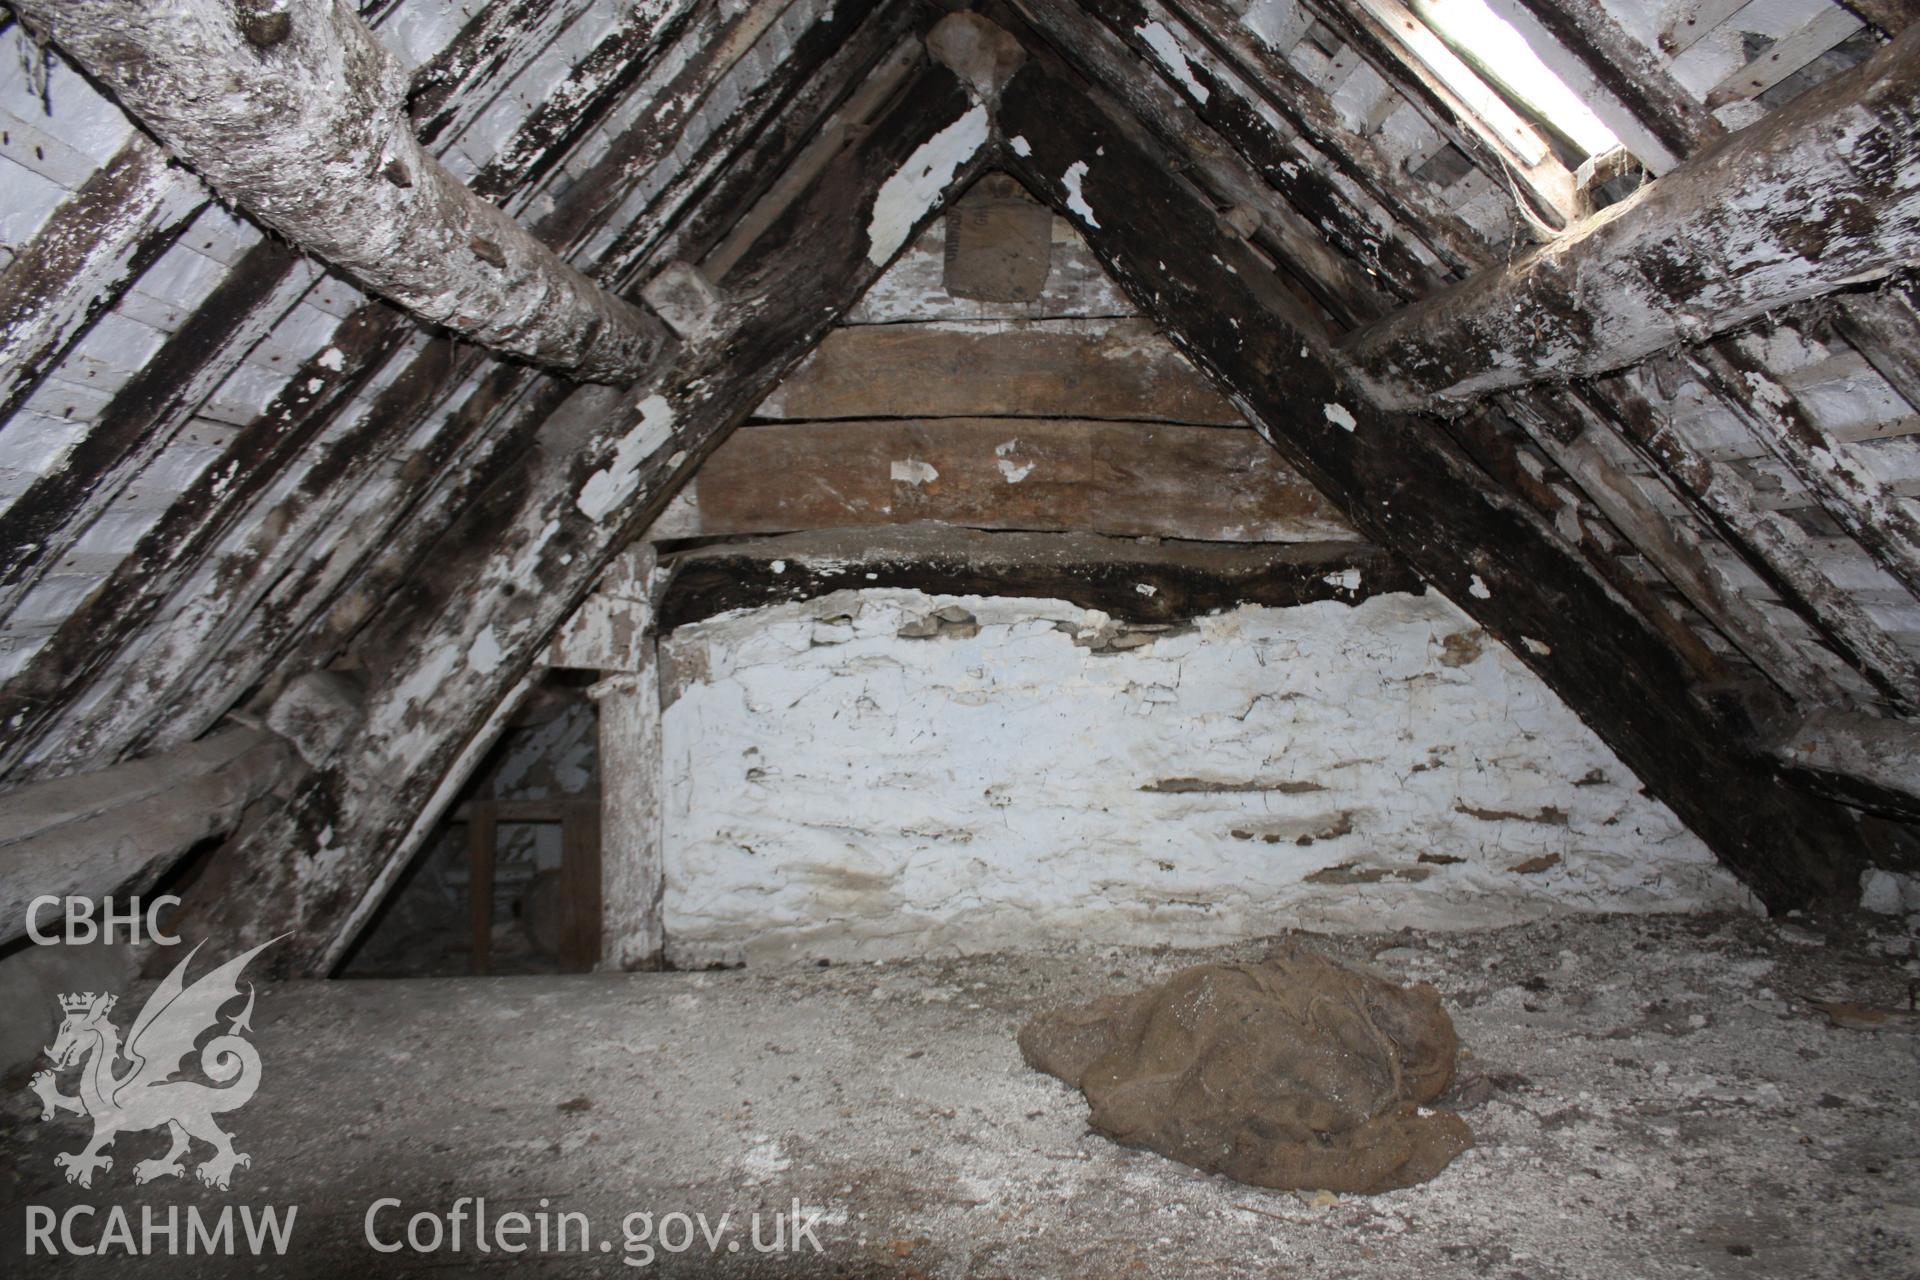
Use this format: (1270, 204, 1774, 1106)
(649, 588, 1747, 966)
(1136, 21, 1211, 104)
(889, 458, 940, 485)
(1060, 160, 1099, 229)
(865, 104, 991, 267)
(577, 393, 676, 521)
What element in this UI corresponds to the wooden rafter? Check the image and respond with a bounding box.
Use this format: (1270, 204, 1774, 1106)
(1833, 274, 1920, 414)
(0, 137, 206, 426)
(1159, 0, 1491, 274)
(1305, 0, 1577, 225)
(1690, 337, 1920, 604)
(0, 0, 698, 636)
(1012, 0, 1444, 301)
(1585, 368, 1920, 709)
(1069, 1, 1904, 711)
(1493, 391, 1859, 706)
(0, 240, 315, 629)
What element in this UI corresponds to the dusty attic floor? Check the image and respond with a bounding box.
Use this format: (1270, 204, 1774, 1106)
(3, 912, 1918, 1279)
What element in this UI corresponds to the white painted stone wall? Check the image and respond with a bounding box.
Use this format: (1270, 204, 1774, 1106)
(654, 588, 1752, 966)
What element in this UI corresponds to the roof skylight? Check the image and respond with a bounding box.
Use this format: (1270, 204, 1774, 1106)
(1404, 0, 1621, 162)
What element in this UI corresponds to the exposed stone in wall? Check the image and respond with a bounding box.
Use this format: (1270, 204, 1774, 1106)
(652, 589, 1751, 966)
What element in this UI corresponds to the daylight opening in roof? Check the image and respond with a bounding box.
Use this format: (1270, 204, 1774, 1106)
(1406, 0, 1621, 161)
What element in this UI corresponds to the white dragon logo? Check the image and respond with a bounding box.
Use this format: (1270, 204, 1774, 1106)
(29, 937, 280, 1191)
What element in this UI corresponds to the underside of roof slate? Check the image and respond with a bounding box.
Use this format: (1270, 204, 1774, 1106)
(1, 0, 1918, 972)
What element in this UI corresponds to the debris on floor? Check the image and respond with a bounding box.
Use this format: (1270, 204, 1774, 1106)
(1018, 944, 1470, 1191)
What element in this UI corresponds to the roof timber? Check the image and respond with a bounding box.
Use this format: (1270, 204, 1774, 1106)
(1055, 1, 1862, 705)
(675, 417, 1357, 543)
(1777, 710, 1920, 819)
(1057, 0, 1907, 714)
(655, 526, 1412, 629)
(0, 137, 207, 427)
(1340, 24, 1920, 408)
(405, 0, 674, 151)
(0, 240, 317, 631)
(0, 298, 426, 780)
(14, 0, 668, 382)
(0, 0, 894, 783)
(649, 6, 926, 273)
(173, 61, 994, 974)
(114, 5, 923, 776)
(1586, 366, 1920, 709)
(0, 0, 651, 446)
(1286, 3, 1920, 717)
(1014, 0, 1450, 300)
(1690, 338, 1920, 603)
(154, 371, 579, 762)
(32, 331, 465, 775)
(1435, 405, 1749, 689)
(1493, 391, 1861, 706)
(1004, 0, 1406, 320)
(1833, 274, 1920, 415)
(1156, 0, 1494, 275)
(1, 0, 1916, 944)
(524, 0, 824, 264)
(590, 0, 922, 286)
(1304, 0, 1577, 225)
(0, 0, 693, 650)
(998, 54, 1876, 906)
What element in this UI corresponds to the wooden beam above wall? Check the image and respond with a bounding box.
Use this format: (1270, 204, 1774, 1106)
(757, 318, 1244, 423)
(655, 524, 1415, 632)
(1338, 25, 1920, 409)
(668, 418, 1357, 544)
